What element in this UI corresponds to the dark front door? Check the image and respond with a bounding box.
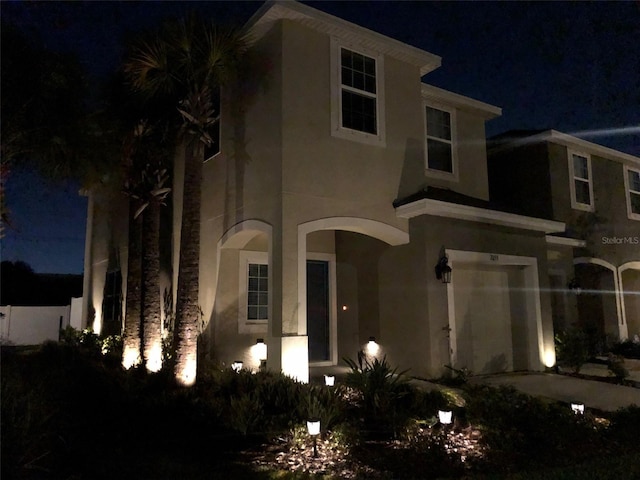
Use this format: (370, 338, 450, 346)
(307, 260, 330, 362)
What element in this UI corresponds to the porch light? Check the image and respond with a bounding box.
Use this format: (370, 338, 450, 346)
(567, 278, 582, 295)
(324, 374, 335, 386)
(366, 336, 379, 356)
(307, 419, 321, 457)
(255, 338, 267, 361)
(438, 410, 453, 425)
(435, 255, 452, 284)
(231, 360, 243, 372)
(571, 402, 585, 415)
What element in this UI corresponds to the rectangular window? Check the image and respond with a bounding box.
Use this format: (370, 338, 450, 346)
(247, 263, 268, 320)
(425, 105, 456, 177)
(340, 48, 377, 135)
(568, 151, 594, 211)
(625, 166, 640, 220)
(330, 38, 385, 146)
(238, 251, 268, 333)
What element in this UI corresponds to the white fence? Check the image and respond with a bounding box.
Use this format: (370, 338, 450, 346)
(0, 298, 83, 345)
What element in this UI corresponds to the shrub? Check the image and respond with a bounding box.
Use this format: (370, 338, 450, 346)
(555, 327, 590, 373)
(609, 340, 640, 359)
(607, 353, 629, 381)
(463, 384, 603, 471)
(344, 352, 415, 439)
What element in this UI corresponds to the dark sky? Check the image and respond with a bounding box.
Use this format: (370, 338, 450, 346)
(2, 1, 639, 274)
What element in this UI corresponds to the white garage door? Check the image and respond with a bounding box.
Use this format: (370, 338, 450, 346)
(453, 263, 527, 374)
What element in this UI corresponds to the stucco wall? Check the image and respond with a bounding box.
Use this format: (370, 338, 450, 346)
(334, 216, 554, 378)
(1, 305, 70, 345)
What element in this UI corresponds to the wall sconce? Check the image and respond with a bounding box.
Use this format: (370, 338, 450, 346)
(307, 418, 320, 457)
(571, 402, 585, 415)
(255, 338, 267, 361)
(567, 278, 582, 295)
(324, 374, 335, 386)
(438, 410, 453, 425)
(366, 336, 379, 356)
(231, 360, 243, 372)
(435, 255, 452, 284)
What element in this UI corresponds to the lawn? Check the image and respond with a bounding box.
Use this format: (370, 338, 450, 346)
(2, 342, 639, 480)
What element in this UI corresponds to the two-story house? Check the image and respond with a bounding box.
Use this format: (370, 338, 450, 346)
(82, 0, 564, 382)
(488, 130, 640, 345)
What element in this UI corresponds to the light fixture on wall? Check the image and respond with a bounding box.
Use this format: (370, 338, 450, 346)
(366, 336, 380, 356)
(435, 255, 452, 284)
(255, 338, 267, 361)
(324, 374, 335, 386)
(307, 418, 321, 457)
(567, 278, 582, 295)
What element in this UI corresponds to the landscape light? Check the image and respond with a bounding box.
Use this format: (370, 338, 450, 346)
(231, 360, 243, 372)
(307, 419, 321, 457)
(438, 410, 453, 425)
(571, 402, 585, 415)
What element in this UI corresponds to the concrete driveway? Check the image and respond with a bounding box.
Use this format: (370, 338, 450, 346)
(469, 372, 640, 412)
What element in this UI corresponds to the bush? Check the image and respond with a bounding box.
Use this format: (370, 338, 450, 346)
(607, 353, 629, 381)
(344, 352, 415, 439)
(463, 384, 603, 471)
(555, 327, 591, 373)
(609, 340, 640, 359)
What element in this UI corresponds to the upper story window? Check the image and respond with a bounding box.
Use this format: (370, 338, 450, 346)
(624, 166, 640, 220)
(424, 105, 458, 180)
(238, 251, 268, 333)
(568, 150, 594, 211)
(331, 38, 385, 147)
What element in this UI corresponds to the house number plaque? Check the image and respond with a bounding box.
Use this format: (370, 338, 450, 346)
(489, 254, 499, 261)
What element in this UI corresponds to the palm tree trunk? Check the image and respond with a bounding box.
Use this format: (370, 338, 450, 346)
(173, 139, 202, 386)
(142, 200, 162, 372)
(122, 202, 142, 369)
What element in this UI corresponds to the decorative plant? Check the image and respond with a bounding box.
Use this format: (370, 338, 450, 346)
(555, 327, 590, 373)
(343, 351, 413, 438)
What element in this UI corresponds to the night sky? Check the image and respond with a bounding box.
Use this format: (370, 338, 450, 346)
(2, 1, 639, 274)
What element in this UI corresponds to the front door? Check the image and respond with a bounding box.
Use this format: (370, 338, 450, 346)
(307, 260, 330, 362)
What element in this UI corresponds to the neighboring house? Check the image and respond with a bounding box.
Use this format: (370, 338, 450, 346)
(83, 1, 565, 381)
(488, 130, 640, 344)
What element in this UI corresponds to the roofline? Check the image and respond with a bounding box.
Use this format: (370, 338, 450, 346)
(489, 129, 640, 166)
(422, 83, 502, 120)
(545, 235, 586, 248)
(245, 1, 441, 76)
(395, 198, 565, 234)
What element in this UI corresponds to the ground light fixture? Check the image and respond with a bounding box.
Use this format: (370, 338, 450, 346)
(435, 255, 452, 284)
(438, 410, 453, 425)
(307, 419, 321, 457)
(231, 360, 243, 372)
(324, 374, 335, 386)
(571, 402, 585, 415)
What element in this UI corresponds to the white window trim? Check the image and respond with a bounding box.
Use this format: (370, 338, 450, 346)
(424, 102, 459, 182)
(307, 252, 338, 367)
(624, 165, 640, 221)
(238, 250, 269, 334)
(330, 37, 386, 147)
(568, 150, 594, 212)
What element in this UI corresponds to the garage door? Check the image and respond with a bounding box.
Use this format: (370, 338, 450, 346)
(453, 263, 527, 374)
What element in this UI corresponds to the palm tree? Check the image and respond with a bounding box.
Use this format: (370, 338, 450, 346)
(121, 122, 172, 372)
(124, 16, 247, 385)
